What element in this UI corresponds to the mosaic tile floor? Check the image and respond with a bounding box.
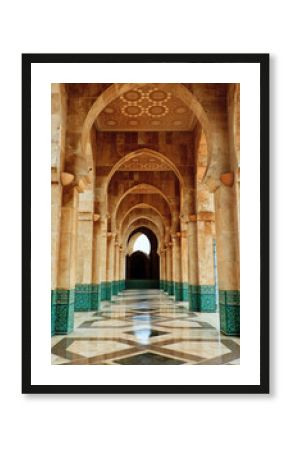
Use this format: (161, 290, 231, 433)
(51, 289, 240, 365)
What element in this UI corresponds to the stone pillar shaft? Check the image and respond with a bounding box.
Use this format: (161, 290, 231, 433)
(187, 220, 198, 309)
(113, 243, 120, 294)
(74, 214, 98, 311)
(172, 237, 182, 300)
(119, 250, 125, 291)
(196, 219, 216, 312)
(180, 227, 189, 300)
(55, 187, 78, 334)
(215, 183, 240, 335)
(165, 247, 172, 294)
(105, 234, 115, 301)
(51, 182, 62, 335)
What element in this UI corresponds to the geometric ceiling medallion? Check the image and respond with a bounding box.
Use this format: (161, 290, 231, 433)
(96, 84, 196, 131)
(123, 90, 142, 101)
(149, 89, 168, 101)
(122, 105, 143, 117)
(120, 87, 171, 118)
(147, 105, 168, 118)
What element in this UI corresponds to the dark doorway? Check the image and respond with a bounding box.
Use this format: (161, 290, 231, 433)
(125, 227, 160, 289)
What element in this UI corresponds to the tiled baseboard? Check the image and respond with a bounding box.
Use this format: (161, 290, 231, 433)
(74, 284, 101, 311)
(173, 282, 189, 301)
(219, 290, 240, 336)
(189, 285, 217, 312)
(52, 289, 75, 335)
(52, 281, 126, 335)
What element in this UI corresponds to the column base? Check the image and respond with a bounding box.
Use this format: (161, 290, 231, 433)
(182, 282, 189, 301)
(189, 285, 217, 312)
(75, 284, 101, 311)
(51, 290, 56, 336)
(91, 284, 100, 309)
(174, 282, 182, 300)
(166, 281, 174, 295)
(54, 289, 74, 335)
(173, 282, 189, 301)
(219, 290, 240, 336)
(163, 280, 168, 293)
(112, 280, 119, 295)
(118, 280, 125, 292)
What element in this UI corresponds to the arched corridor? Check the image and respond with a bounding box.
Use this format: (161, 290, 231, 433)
(51, 82, 240, 365)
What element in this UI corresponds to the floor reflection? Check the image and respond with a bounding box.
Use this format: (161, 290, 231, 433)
(51, 289, 240, 365)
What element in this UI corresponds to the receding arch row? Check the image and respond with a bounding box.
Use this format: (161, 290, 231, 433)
(105, 148, 185, 190)
(122, 214, 164, 247)
(111, 182, 175, 232)
(122, 218, 163, 255)
(118, 203, 169, 233)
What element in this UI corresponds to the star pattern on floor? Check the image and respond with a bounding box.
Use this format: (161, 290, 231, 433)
(51, 289, 240, 365)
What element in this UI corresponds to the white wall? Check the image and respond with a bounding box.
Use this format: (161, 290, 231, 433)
(0, 1, 286, 450)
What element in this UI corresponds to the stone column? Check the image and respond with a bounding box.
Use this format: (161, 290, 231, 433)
(51, 84, 66, 336)
(98, 217, 108, 301)
(51, 179, 62, 335)
(179, 220, 189, 301)
(55, 187, 78, 334)
(214, 174, 240, 335)
(169, 242, 175, 295)
(105, 232, 115, 301)
(196, 212, 216, 312)
(113, 241, 120, 295)
(171, 235, 182, 300)
(119, 247, 125, 291)
(92, 215, 102, 310)
(74, 211, 94, 311)
(165, 247, 171, 294)
(159, 249, 166, 290)
(187, 218, 199, 310)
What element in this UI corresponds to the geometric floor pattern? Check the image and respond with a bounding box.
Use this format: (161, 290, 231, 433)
(51, 289, 240, 365)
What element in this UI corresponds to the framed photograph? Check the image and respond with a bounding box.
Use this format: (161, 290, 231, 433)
(22, 53, 269, 394)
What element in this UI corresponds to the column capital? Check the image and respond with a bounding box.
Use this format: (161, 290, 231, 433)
(179, 214, 189, 224)
(220, 171, 235, 187)
(189, 214, 197, 222)
(78, 211, 94, 221)
(176, 231, 187, 238)
(60, 171, 75, 187)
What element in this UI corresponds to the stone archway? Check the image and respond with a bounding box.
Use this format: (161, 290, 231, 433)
(80, 83, 212, 171)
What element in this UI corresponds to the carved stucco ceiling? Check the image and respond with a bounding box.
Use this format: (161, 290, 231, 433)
(96, 84, 196, 131)
(118, 154, 171, 171)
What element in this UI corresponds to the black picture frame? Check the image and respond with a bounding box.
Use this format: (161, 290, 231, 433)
(22, 53, 269, 394)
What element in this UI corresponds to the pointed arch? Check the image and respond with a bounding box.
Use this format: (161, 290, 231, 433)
(118, 203, 168, 231)
(80, 83, 211, 164)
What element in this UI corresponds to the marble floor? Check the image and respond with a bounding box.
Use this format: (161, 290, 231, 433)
(51, 289, 240, 365)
